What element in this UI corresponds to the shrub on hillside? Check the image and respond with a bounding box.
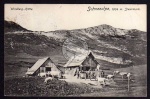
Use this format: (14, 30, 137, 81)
(4, 77, 101, 96)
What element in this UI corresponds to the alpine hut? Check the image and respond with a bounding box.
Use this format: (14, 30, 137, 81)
(64, 51, 100, 75)
(26, 57, 62, 76)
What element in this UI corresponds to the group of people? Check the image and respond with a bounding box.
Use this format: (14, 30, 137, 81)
(76, 69, 105, 79)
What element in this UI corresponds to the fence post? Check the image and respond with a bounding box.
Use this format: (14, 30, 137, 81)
(128, 76, 130, 91)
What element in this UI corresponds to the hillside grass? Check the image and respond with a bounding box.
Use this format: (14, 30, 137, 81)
(4, 77, 102, 96)
(115, 64, 147, 86)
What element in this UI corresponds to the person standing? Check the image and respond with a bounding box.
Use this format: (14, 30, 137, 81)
(77, 71, 80, 79)
(97, 64, 101, 71)
(101, 70, 105, 77)
(87, 69, 91, 79)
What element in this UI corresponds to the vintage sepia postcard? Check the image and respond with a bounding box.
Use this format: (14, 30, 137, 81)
(4, 4, 147, 97)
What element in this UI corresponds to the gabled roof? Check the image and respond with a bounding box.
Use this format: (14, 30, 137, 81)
(64, 51, 98, 67)
(26, 57, 59, 75)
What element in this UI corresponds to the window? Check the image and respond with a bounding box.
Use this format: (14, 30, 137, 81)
(46, 67, 51, 71)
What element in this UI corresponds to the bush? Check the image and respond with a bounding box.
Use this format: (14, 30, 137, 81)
(4, 77, 101, 96)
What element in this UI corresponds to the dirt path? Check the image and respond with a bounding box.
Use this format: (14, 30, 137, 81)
(59, 75, 116, 89)
(59, 75, 103, 88)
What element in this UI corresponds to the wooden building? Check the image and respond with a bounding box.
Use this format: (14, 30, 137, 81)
(26, 57, 61, 76)
(64, 51, 100, 75)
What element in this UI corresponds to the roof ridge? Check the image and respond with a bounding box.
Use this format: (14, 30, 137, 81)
(64, 50, 94, 67)
(26, 57, 49, 75)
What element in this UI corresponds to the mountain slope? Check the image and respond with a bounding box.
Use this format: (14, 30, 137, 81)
(4, 20, 32, 33)
(4, 20, 147, 68)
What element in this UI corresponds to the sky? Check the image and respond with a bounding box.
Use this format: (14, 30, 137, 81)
(5, 4, 147, 32)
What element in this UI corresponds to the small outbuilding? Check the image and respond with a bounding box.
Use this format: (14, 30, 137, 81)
(26, 57, 62, 76)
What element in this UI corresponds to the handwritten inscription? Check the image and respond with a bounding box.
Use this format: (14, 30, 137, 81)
(87, 6, 110, 11)
(10, 6, 140, 12)
(87, 6, 140, 12)
(11, 7, 33, 11)
(124, 8, 140, 11)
